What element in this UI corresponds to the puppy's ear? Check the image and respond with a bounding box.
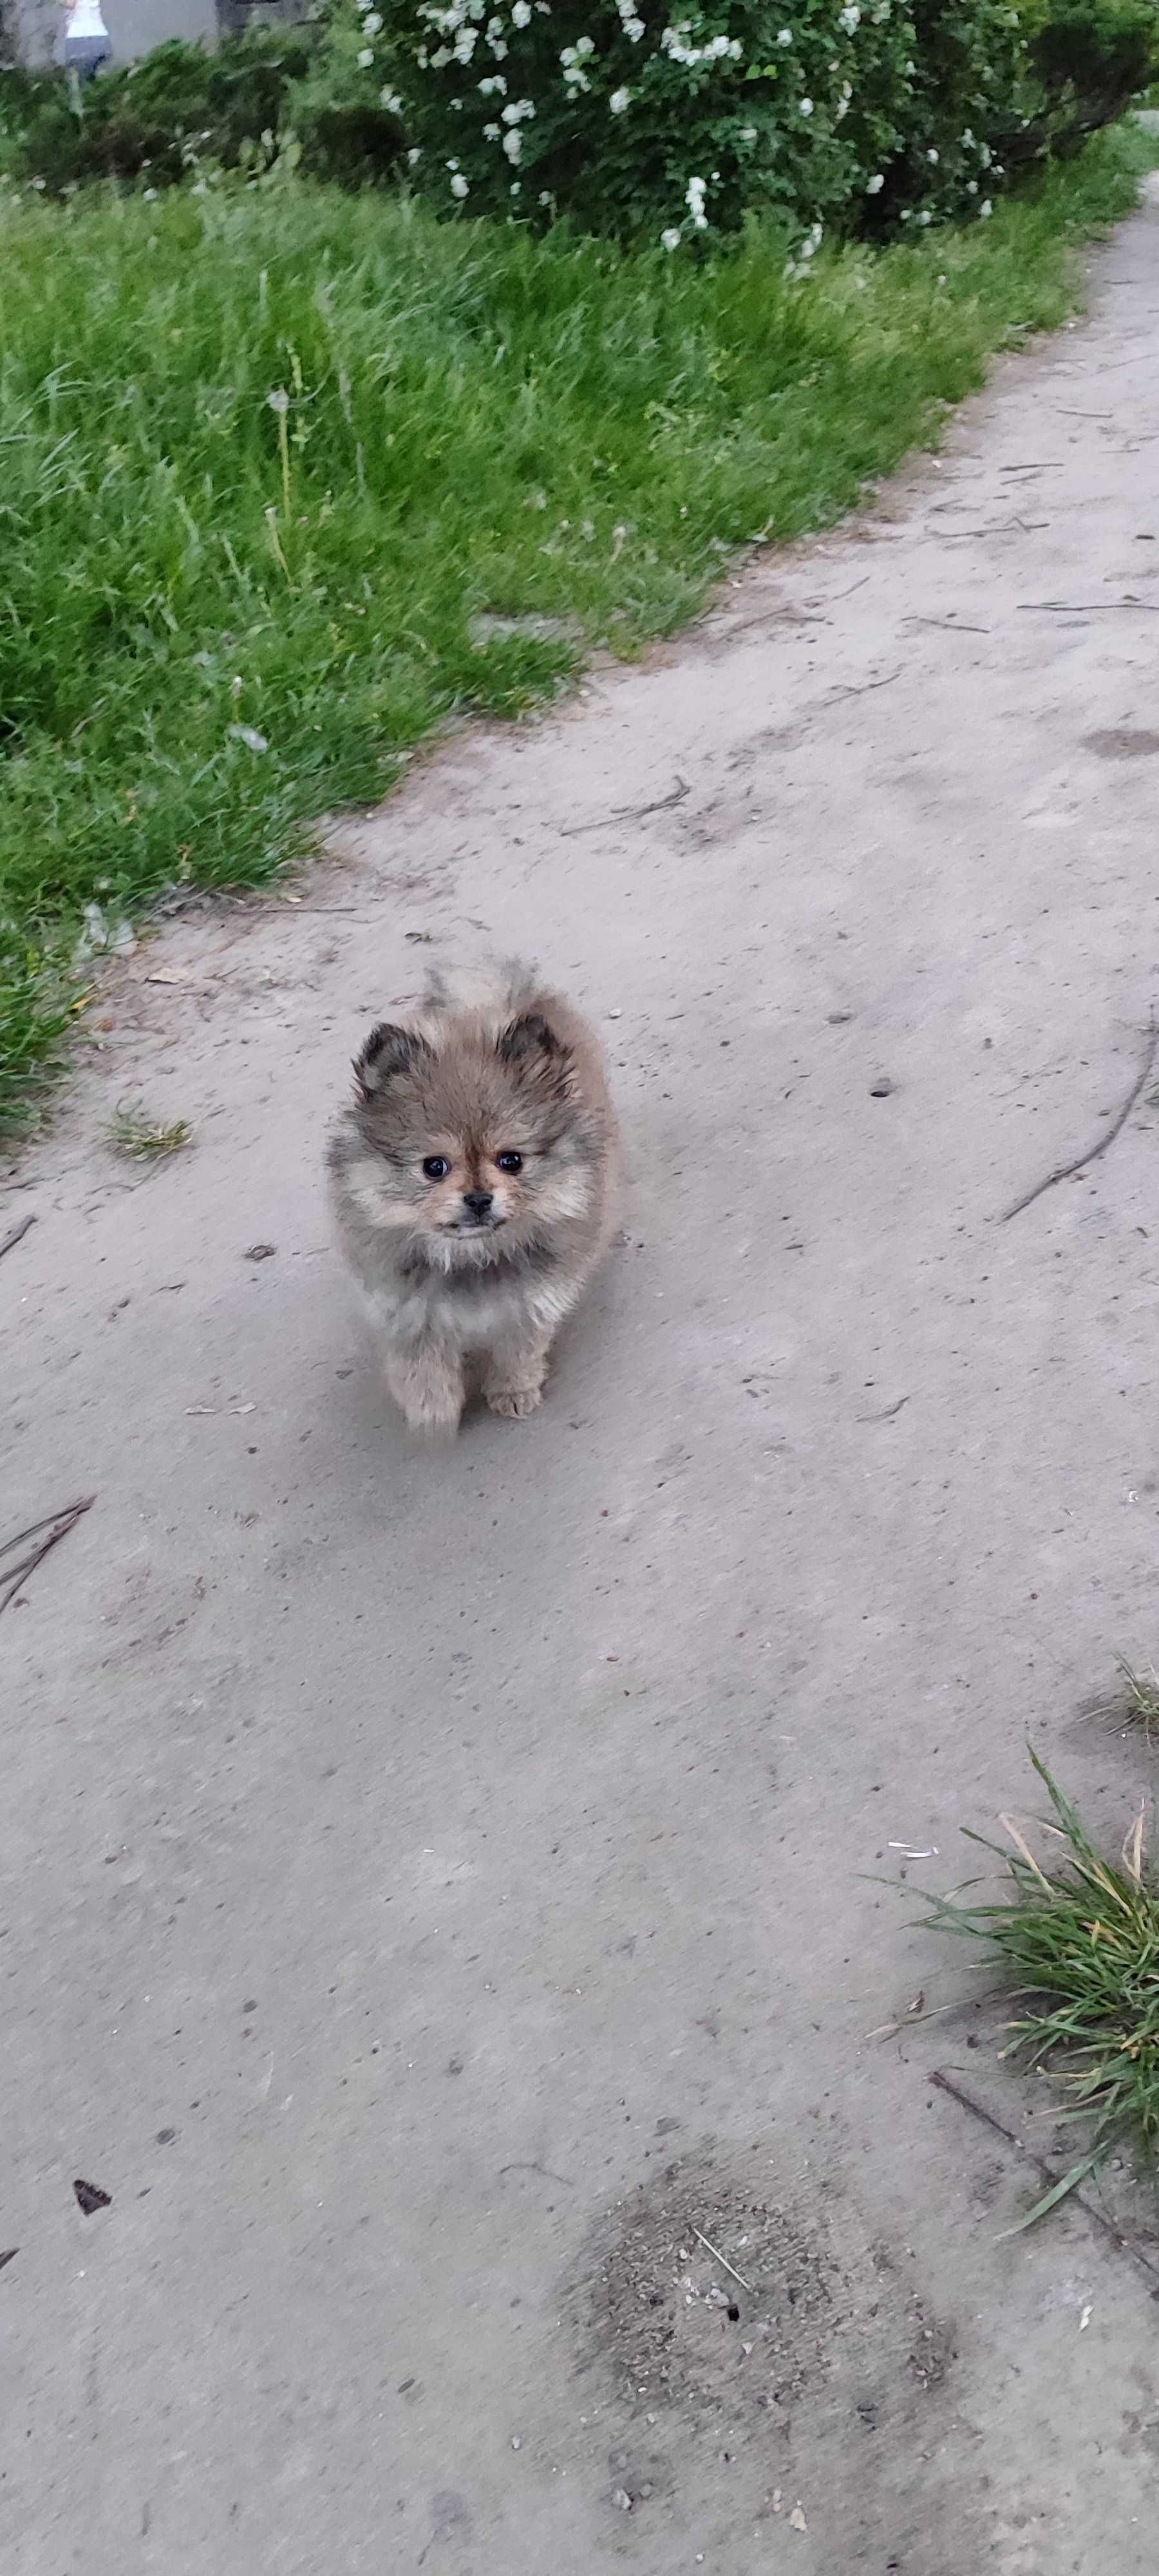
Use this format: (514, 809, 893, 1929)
(497, 1012, 560, 1066)
(352, 1022, 432, 1100)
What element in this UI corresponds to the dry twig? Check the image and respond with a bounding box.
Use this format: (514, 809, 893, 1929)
(0, 1213, 36, 1262)
(0, 1496, 96, 1618)
(999, 1018, 1159, 1222)
(561, 776, 690, 838)
(931, 2070, 1159, 2298)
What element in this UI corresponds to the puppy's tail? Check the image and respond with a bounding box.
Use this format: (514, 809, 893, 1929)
(424, 954, 542, 1018)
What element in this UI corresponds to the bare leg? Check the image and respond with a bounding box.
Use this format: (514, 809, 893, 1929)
(482, 1323, 554, 1420)
(383, 1336, 465, 1435)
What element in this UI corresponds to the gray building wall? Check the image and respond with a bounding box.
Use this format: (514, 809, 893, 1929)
(11, 0, 220, 64)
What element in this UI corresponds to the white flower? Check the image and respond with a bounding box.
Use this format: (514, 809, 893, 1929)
(362, 10, 382, 30)
(511, 0, 532, 19)
(739, 123, 757, 142)
(838, 2, 860, 26)
(142, 186, 158, 201)
(407, 146, 422, 164)
(502, 95, 535, 120)
(380, 86, 403, 111)
(357, 46, 374, 67)
(777, 26, 793, 43)
(660, 226, 681, 250)
(502, 126, 522, 160)
(865, 171, 884, 193)
(574, 33, 594, 53)
(927, 147, 938, 163)
(450, 171, 469, 196)
(916, 209, 932, 225)
(979, 197, 992, 218)
(623, 13, 644, 33)
(798, 95, 813, 115)
(478, 72, 507, 91)
(483, 120, 501, 137)
(609, 85, 630, 111)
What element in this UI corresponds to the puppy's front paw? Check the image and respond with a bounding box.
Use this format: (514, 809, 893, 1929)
(486, 1384, 543, 1420)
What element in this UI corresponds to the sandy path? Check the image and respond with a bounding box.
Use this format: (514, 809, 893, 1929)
(6, 179, 1159, 2574)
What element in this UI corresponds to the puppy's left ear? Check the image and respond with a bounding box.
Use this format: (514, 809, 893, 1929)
(497, 1012, 561, 1066)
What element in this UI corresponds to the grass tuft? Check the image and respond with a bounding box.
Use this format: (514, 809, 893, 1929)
(919, 1750, 1159, 2223)
(1, 123, 1156, 1133)
(106, 1103, 193, 1161)
(1108, 1655, 1159, 1745)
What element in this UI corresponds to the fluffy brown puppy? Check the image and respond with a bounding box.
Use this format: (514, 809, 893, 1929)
(326, 960, 618, 1433)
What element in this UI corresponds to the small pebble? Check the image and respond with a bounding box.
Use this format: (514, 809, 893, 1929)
(612, 2488, 632, 2512)
(607, 1009, 623, 1021)
(243, 1242, 277, 1261)
(869, 1077, 894, 1098)
(511, 2436, 521, 2451)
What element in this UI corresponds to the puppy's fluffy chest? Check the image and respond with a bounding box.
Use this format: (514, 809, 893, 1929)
(361, 1244, 574, 1354)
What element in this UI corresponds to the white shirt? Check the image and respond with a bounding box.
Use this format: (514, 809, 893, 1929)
(66, 0, 110, 37)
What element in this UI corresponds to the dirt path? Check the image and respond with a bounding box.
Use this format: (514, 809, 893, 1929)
(6, 180, 1159, 2574)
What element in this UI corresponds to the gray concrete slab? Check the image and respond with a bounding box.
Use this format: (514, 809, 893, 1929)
(6, 179, 1159, 2576)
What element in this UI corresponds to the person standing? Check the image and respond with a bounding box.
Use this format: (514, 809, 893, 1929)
(62, 0, 112, 88)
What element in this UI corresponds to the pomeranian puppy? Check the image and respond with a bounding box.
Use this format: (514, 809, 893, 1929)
(326, 959, 618, 1433)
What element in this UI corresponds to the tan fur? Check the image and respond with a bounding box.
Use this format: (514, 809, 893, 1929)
(326, 958, 618, 1434)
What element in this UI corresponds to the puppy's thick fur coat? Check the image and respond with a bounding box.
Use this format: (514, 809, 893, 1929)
(326, 960, 617, 1432)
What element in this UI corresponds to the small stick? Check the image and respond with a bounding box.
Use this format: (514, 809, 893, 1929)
(931, 2069, 1159, 2297)
(825, 667, 902, 704)
(561, 777, 690, 838)
(693, 2226, 753, 2294)
(905, 618, 990, 634)
(857, 1395, 909, 1423)
(999, 1015, 1159, 1222)
(1017, 600, 1159, 614)
(0, 1213, 35, 1262)
(0, 1496, 96, 1618)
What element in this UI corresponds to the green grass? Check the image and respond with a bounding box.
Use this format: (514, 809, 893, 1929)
(1, 122, 1155, 1132)
(105, 1101, 193, 1160)
(1109, 1655, 1159, 1743)
(921, 1753, 1159, 2224)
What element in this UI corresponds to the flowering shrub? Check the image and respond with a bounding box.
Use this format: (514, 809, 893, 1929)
(316, 0, 1158, 244)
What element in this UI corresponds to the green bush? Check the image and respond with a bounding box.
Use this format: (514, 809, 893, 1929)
(333, 0, 1159, 242)
(0, 31, 315, 193)
(1, 0, 1154, 229)
(1028, 0, 1159, 144)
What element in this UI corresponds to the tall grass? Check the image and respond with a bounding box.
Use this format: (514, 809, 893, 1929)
(1, 125, 1154, 1130)
(921, 1754, 1159, 2224)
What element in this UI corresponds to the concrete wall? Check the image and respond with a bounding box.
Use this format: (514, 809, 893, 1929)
(12, 0, 218, 64)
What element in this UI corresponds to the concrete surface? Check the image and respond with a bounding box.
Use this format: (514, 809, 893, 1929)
(6, 182, 1159, 2576)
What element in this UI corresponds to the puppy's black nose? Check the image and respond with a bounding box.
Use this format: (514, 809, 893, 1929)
(462, 1188, 493, 1219)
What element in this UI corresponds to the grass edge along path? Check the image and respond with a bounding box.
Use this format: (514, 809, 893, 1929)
(1, 123, 1156, 1137)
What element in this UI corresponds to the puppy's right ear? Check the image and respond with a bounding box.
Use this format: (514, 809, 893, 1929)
(352, 1022, 432, 1101)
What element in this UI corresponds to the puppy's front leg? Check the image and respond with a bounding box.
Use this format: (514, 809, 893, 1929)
(384, 1336, 465, 1435)
(482, 1323, 554, 1421)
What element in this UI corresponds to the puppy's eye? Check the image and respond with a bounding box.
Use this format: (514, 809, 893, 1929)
(422, 1155, 451, 1181)
(495, 1151, 523, 1175)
